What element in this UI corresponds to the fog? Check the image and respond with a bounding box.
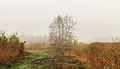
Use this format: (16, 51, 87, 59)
(0, 0, 120, 42)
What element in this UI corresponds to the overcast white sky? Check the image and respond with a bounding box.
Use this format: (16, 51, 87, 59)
(0, 0, 120, 42)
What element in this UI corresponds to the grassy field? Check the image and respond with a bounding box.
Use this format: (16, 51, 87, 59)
(0, 49, 88, 69)
(1, 42, 120, 69)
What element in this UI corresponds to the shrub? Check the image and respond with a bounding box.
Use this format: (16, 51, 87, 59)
(0, 31, 25, 65)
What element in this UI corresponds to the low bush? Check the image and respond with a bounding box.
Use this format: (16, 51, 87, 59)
(0, 31, 25, 65)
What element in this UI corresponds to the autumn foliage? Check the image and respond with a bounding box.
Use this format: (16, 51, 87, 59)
(0, 31, 25, 65)
(73, 42, 120, 69)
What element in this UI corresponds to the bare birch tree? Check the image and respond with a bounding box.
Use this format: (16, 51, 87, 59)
(49, 15, 76, 55)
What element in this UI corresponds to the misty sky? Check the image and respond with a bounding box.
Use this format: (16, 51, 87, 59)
(0, 0, 120, 42)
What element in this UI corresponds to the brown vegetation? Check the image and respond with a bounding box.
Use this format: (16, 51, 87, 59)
(73, 42, 120, 69)
(24, 41, 120, 69)
(0, 31, 25, 65)
(25, 43, 51, 50)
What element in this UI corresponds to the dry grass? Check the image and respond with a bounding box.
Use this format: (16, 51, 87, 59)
(0, 48, 19, 65)
(73, 42, 120, 69)
(25, 43, 51, 50)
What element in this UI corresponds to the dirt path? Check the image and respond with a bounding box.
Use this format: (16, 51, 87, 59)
(0, 50, 88, 69)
